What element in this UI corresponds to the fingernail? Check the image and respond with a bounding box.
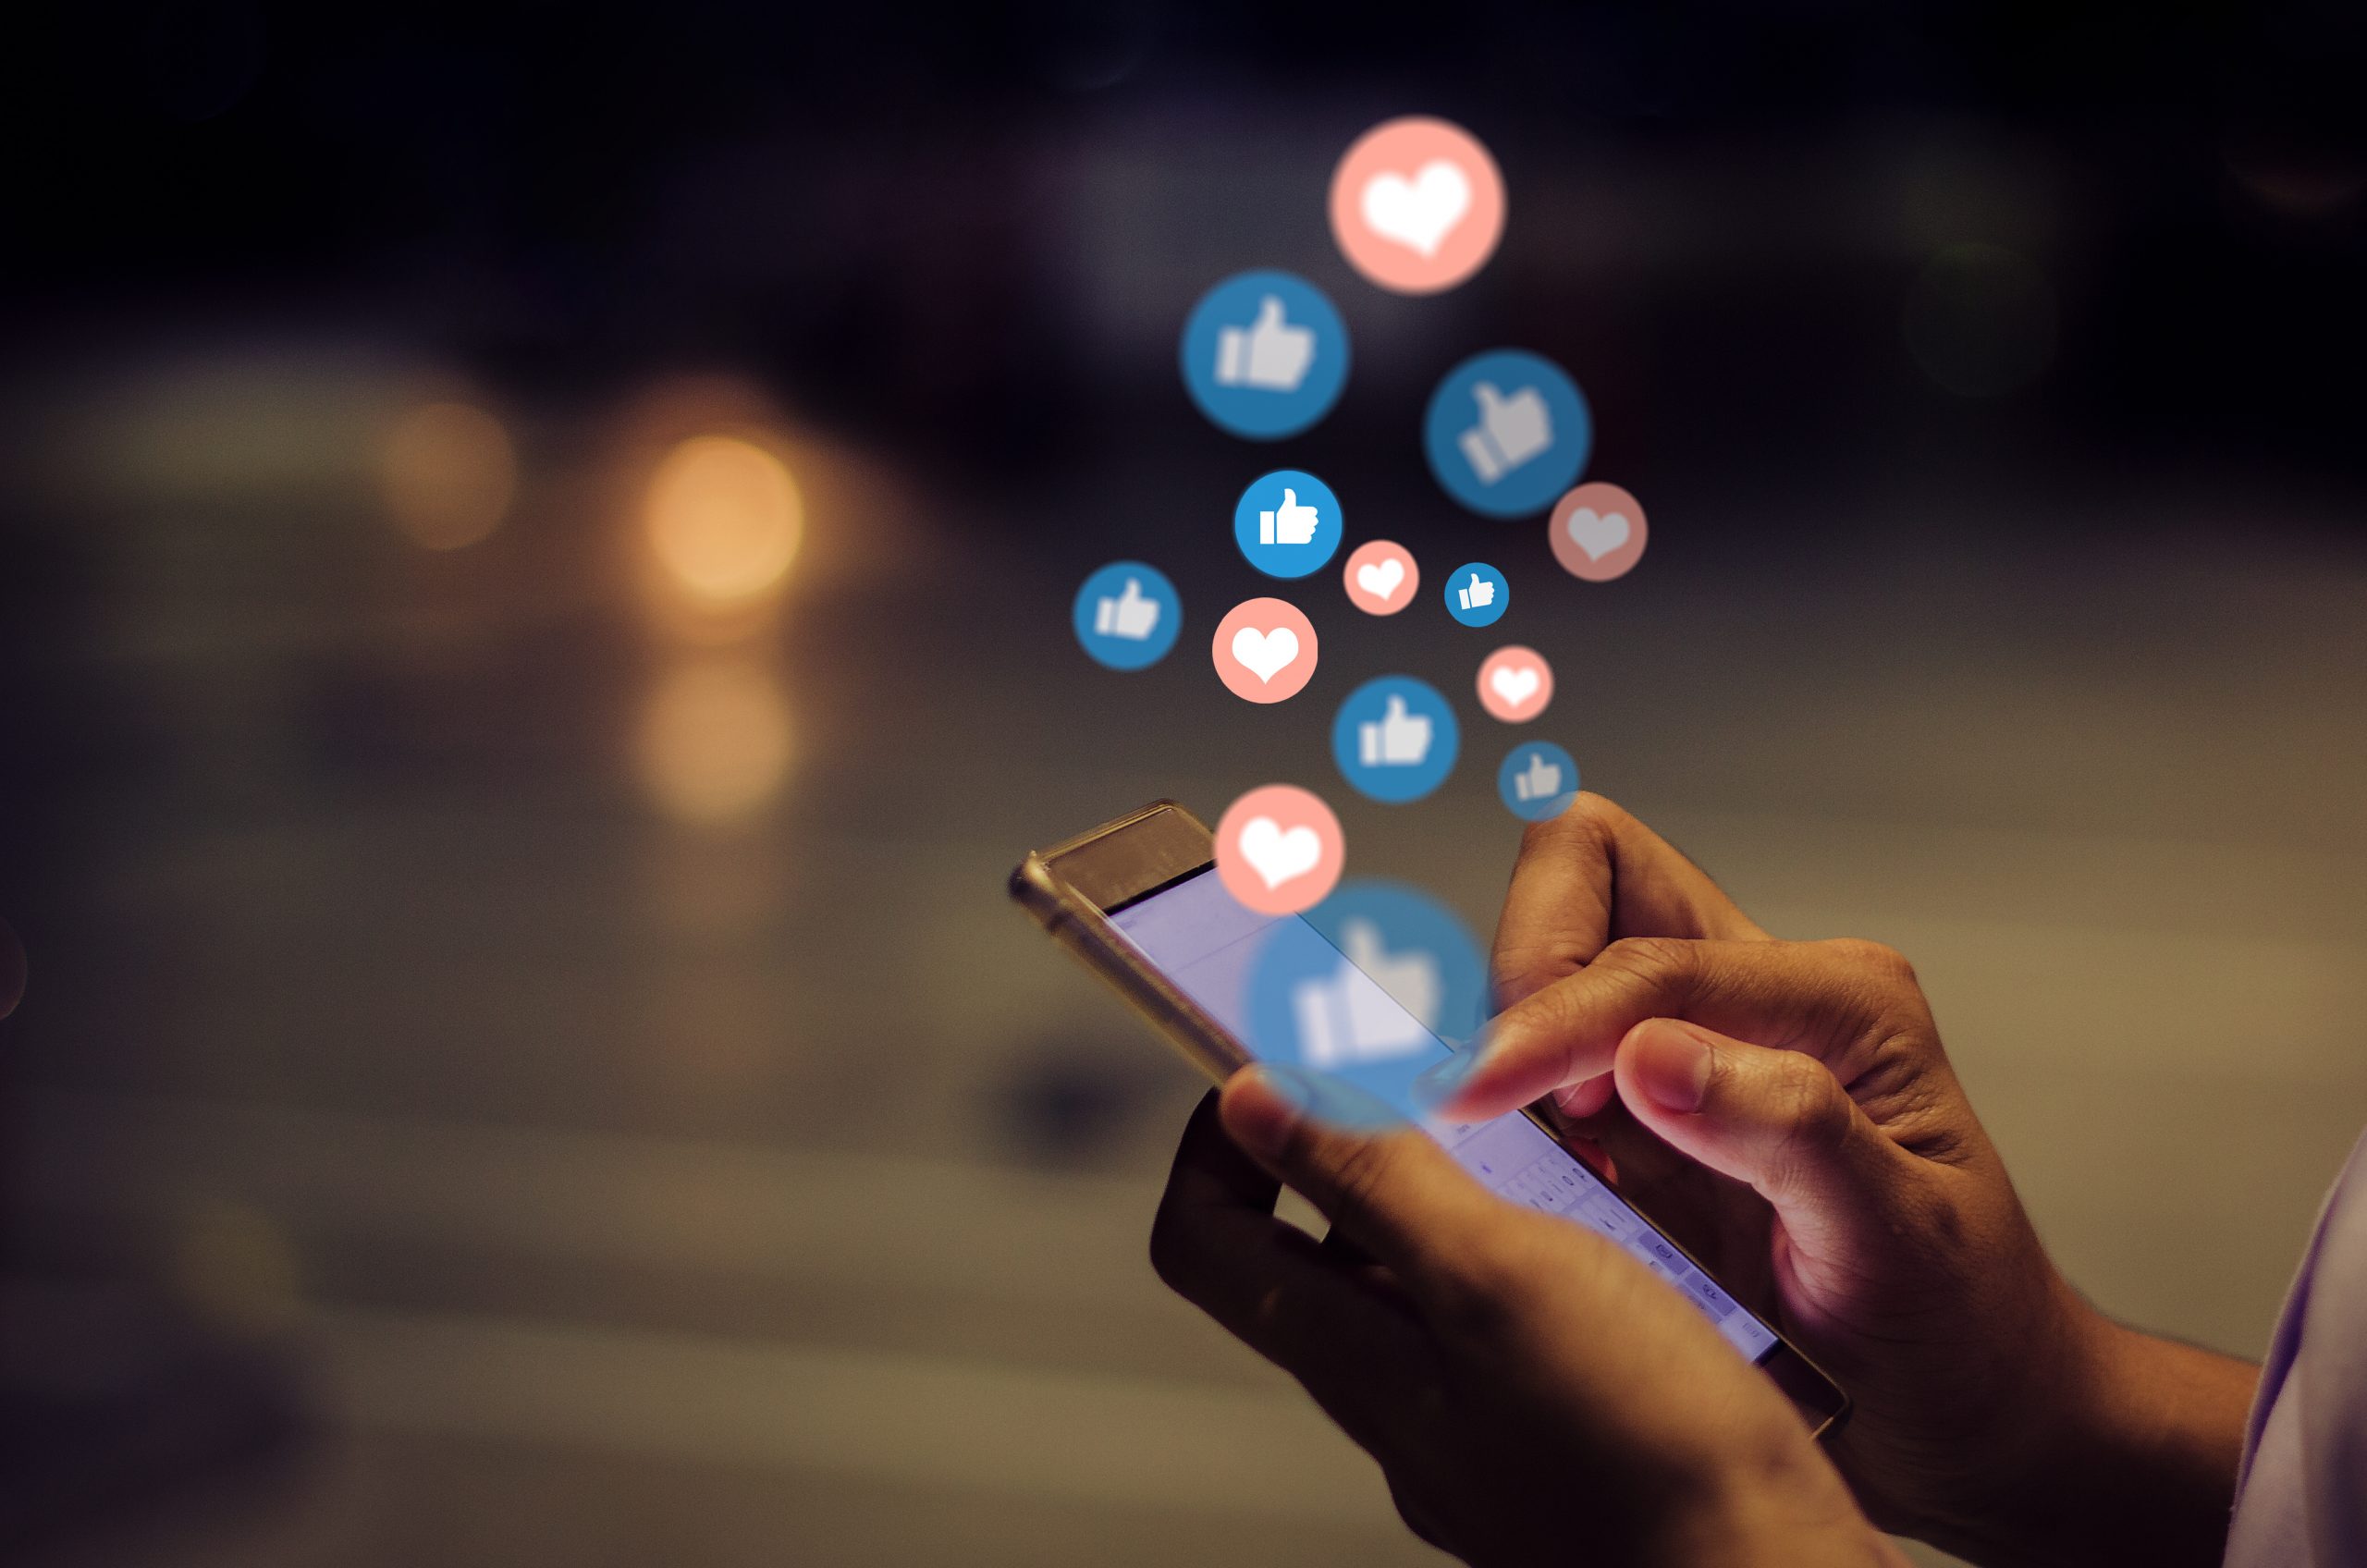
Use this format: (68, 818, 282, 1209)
(1413, 1045, 1487, 1097)
(1631, 1020, 1714, 1113)
(1258, 1064, 1318, 1111)
(1410, 1042, 1486, 1094)
(1553, 1073, 1614, 1120)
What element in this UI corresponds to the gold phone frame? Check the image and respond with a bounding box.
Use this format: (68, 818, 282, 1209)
(1012, 798, 1849, 1440)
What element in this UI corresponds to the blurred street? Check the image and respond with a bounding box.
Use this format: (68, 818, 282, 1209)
(9, 423, 2367, 1565)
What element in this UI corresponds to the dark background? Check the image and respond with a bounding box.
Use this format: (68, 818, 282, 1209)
(2, 5, 2363, 1565)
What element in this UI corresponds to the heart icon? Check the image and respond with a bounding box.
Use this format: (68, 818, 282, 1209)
(1564, 508, 1631, 561)
(1235, 815, 1320, 890)
(1360, 160, 1471, 258)
(1355, 558, 1406, 602)
(1231, 626, 1300, 683)
(1489, 666, 1541, 708)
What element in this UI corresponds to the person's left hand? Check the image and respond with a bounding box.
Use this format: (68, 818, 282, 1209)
(1151, 1072, 1904, 1568)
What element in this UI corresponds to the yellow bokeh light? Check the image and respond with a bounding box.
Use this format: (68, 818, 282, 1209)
(379, 400, 516, 550)
(644, 435, 803, 605)
(636, 659, 793, 824)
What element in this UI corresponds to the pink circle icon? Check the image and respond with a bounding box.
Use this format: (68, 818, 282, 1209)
(1550, 483, 1649, 582)
(1342, 539, 1419, 616)
(1330, 117, 1505, 295)
(1210, 597, 1318, 703)
(1215, 785, 1343, 915)
(1477, 645, 1553, 722)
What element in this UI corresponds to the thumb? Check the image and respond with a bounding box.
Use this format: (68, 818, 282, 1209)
(1280, 487, 1299, 508)
(1383, 694, 1409, 720)
(1254, 294, 1285, 329)
(1219, 1067, 1500, 1293)
(1117, 577, 1144, 603)
(1472, 382, 1503, 414)
(1467, 571, 1487, 590)
(1613, 1018, 1912, 1260)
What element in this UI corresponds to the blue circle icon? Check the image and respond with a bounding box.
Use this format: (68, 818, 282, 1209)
(1303, 881, 1490, 1047)
(1233, 469, 1343, 579)
(1181, 271, 1350, 440)
(1332, 676, 1459, 802)
(1498, 741, 1579, 821)
(1240, 913, 1439, 1136)
(1443, 561, 1509, 627)
(1073, 561, 1181, 670)
(1424, 349, 1592, 517)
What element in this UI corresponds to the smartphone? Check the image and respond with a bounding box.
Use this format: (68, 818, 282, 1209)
(1012, 799, 1849, 1438)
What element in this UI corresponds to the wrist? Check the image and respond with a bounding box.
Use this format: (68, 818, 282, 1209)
(1662, 1476, 1902, 1568)
(1650, 1422, 1897, 1568)
(1923, 1286, 2253, 1568)
(1893, 1270, 2114, 1560)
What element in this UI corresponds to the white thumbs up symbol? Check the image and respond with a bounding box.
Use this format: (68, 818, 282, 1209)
(1093, 577, 1161, 641)
(1458, 381, 1553, 483)
(1215, 295, 1316, 393)
(1357, 694, 1434, 767)
(1338, 919, 1441, 1031)
(1513, 750, 1564, 802)
(1258, 487, 1320, 546)
(1455, 571, 1496, 612)
(1290, 919, 1439, 1071)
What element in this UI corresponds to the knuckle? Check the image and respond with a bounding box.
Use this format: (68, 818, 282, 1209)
(1517, 790, 1621, 862)
(1564, 790, 1631, 836)
(1766, 1056, 1854, 1181)
(1826, 937, 1918, 986)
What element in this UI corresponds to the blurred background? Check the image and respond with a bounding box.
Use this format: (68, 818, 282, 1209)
(3, 3, 2365, 1563)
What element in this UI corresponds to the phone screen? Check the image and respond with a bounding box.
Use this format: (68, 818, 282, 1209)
(1109, 865, 1780, 1364)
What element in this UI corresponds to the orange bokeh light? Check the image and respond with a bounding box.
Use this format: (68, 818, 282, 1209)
(643, 435, 803, 606)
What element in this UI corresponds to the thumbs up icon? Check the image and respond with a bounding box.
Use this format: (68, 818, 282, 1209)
(1513, 750, 1564, 802)
(1455, 571, 1496, 612)
(1338, 918, 1441, 1031)
(1215, 295, 1316, 392)
(1289, 919, 1439, 1071)
(1458, 381, 1553, 484)
(1258, 487, 1320, 546)
(1358, 694, 1434, 767)
(1093, 577, 1161, 641)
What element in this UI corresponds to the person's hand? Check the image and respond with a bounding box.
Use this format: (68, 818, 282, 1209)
(1439, 795, 2254, 1567)
(1153, 1075, 1903, 1568)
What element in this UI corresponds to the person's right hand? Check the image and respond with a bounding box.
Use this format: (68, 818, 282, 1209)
(1436, 797, 2254, 1568)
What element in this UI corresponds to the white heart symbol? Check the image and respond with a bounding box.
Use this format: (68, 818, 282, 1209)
(1231, 626, 1300, 683)
(1360, 160, 1472, 259)
(1565, 508, 1632, 561)
(1236, 815, 1320, 890)
(1355, 558, 1405, 602)
(1490, 667, 1541, 707)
